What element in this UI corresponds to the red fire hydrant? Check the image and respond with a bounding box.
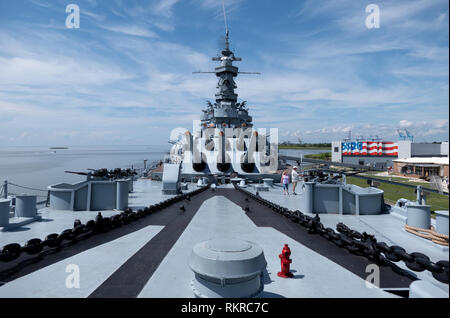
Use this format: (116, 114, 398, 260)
(277, 244, 294, 278)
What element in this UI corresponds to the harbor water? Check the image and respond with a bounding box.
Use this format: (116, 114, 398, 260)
(0, 146, 328, 199)
(0, 145, 167, 199)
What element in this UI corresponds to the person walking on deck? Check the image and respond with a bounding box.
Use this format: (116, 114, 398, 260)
(291, 166, 300, 195)
(281, 171, 290, 195)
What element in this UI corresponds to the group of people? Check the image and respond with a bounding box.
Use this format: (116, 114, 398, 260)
(281, 166, 302, 195)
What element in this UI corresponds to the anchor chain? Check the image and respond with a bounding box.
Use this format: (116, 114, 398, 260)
(234, 183, 449, 284)
(336, 223, 449, 284)
(0, 186, 209, 264)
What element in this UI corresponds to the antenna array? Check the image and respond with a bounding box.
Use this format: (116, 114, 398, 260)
(222, 0, 229, 35)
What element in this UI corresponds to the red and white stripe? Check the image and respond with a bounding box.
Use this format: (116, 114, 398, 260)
(377, 142, 383, 156)
(361, 142, 367, 155)
(382, 142, 398, 156)
(342, 141, 398, 156)
(368, 142, 378, 155)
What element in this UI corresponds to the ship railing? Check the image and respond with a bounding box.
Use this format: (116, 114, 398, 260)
(349, 174, 449, 196)
(1, 180, 50, 207)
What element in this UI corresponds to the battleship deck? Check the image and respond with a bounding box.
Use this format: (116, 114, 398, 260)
(0, 179, 448, 297)
(246, 185, 448, 287)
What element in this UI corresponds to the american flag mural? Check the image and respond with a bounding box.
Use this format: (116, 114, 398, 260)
(361, 142, 367, 155)
(381, 142, 398, 156)
(342, 141, 398, 156)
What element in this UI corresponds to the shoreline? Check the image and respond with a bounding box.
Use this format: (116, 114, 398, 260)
(279, 146, 330, 150)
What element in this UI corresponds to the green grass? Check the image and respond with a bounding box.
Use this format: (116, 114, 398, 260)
(279, 145, 330, 150)
(347, 176, 449, 212)
(304, 152, 331, 160)
(279, 143, 331, 150)
(360, 174, 432, 188)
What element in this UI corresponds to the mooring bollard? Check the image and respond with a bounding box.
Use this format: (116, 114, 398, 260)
(0, 199, 11, 227)
(2, 180, 7, 199)
(15, 195, 37, 218)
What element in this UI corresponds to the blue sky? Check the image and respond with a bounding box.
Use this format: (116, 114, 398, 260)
(0, 0, 448, 147)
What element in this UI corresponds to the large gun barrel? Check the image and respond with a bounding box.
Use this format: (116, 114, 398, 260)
(68, 167, 137, 180)
(64, 170, 89, 176)
(85, 168, 110, 178)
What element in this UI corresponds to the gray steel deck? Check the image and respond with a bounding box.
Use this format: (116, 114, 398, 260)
(247, 184, 449, 290)
(138, 195, 395, 298)
(0, 179, 448, 297)
(0, 179, 178, 246)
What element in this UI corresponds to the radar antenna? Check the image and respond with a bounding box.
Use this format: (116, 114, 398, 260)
(192, 0, 260, 75)
(222, 0, 229, 38)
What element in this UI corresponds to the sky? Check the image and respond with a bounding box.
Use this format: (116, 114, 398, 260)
(0, 0, 448, 147)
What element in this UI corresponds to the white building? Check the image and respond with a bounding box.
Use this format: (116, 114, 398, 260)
(331, 140, 449, 170)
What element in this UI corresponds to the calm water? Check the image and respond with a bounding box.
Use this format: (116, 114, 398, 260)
(0, 146, 328, 198)
(0, 145, 168, 198)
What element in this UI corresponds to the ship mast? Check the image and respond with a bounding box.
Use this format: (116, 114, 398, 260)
(193, 0, 260, 130)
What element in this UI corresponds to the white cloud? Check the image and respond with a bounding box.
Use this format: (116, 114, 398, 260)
(82, 10, 106, 22)
(433, 119, 449, 129)
(0, 56, 132, 86)
(423, 128, 448, 137)
(151, 0, 179, 18)
(30, 0, 52, 8)
(100, 24, 158, 38)
(399, 120, 413, 127)
(392, 65, 449, 78)
(198, 0, 243, 10)
(328, 0, 448, 33)
(0, 0, 448, 145)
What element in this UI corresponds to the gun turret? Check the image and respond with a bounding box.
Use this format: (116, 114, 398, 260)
(66, 167, 137, 181)
(65, 170, 89, 176)
(87, 168, 110, 178)
(108, 168, 138, 179)
(125, 168, 138, 176)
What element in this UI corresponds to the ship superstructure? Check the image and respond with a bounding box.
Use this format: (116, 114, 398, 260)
(172, 30, 280, 180)
(197, 32, 253, 130)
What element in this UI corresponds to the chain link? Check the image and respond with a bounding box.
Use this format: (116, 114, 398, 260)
(0, 186, 209, 264)
(234, 183, 449, 285)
